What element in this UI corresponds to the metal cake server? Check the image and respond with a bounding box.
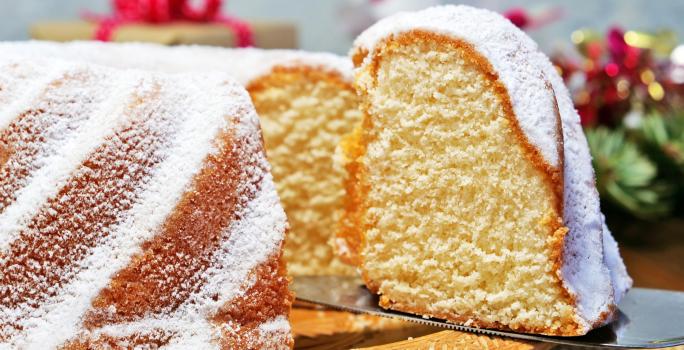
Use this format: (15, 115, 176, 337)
(292, 275, 684, 348)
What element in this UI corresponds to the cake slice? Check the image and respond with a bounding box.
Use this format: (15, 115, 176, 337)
(0, 57, 292, 349)
(336, 5, 631, 336)
(0, 41, 363, 276)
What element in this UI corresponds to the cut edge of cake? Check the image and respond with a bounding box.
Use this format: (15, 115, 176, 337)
(243, 54, 363, 277)
(336, 5, 632, 336)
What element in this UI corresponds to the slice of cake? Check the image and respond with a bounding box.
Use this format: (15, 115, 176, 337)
(239, 52, 362, 276)
(0, 41, 363, 276)
(336, 5, 632, 336)
(0, 57, 292, 349)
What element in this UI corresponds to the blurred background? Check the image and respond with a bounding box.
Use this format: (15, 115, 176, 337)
(3, 0, 684, 54)
(1, 0, 682, 290)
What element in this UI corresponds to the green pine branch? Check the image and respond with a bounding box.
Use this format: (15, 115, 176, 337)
(640, 112, 684, 218)
(586, 126, 674, 219)
(641, 112, 684, 174)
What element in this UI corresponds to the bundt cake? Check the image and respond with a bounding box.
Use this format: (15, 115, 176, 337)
(0, 57, 292, 348)
(336, 5, 632, 336)
(0, 41, 362, 276)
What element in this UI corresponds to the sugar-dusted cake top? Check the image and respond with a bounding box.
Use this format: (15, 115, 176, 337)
(0, 57, 290, 348)
(353, 5, 562, 169)
(0, 40, 353, 85)
(0, 40, 361, 279)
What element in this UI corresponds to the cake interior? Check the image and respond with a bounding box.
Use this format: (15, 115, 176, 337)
(248, 67, 363, 275)
(346, 32, 581, 335)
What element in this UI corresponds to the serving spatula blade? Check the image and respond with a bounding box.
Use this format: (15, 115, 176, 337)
(292, 275, 684, 348)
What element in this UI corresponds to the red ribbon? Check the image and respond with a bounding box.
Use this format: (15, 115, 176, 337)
(504, 7, 563, 31)
(84, 0, 253, 47)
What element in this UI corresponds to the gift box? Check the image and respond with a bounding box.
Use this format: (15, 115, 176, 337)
(30, 20, 297, 49)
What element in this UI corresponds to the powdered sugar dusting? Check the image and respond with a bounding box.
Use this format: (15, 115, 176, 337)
(600, 216, 632, 305)
(84, 173, 291, 349)
(86, 318, 217, 349)
(1, 78, 172, 343)
(0, 60, 65, 131)
(168, 125, 289, 347)
(0, 62, 140, 252)
(255, 316, 292, 349)
(541, 59, 631, 326)
(0, 57, 289, 348)
(0, 41, 353, 86)
(180, 172, 287, 316)
(353, 5, 631, 331)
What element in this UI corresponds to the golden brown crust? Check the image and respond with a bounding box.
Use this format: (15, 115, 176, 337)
(214, 251, 294, 349)
(336, 125, 367, 267)
(59, 128, 292, 348)
(0, 108, 49, 210)
(1, 62, 293, 347)
(61, 254, 293, 349)
(336, 106, 379, 292)
(77, 116, 293, 345)
(246, 65, 353, 96)
(0, 143, 10, 169)
(61, 332, 173, 350)
(213, 250, 293, 328)
(351, 48, 369, 68)
(340, 30, 582, 335)
(216, 327, 267, 350)
(83, 129, 253, 328)
(380, 298, 584, 336)
(592, 304, 616, 328)
(0, 87, 179, 337)
(339, 46, 373, 271)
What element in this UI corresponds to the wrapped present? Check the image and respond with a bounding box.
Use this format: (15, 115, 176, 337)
(30, 0, 297, 49)
(30, 20, 297, 49)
